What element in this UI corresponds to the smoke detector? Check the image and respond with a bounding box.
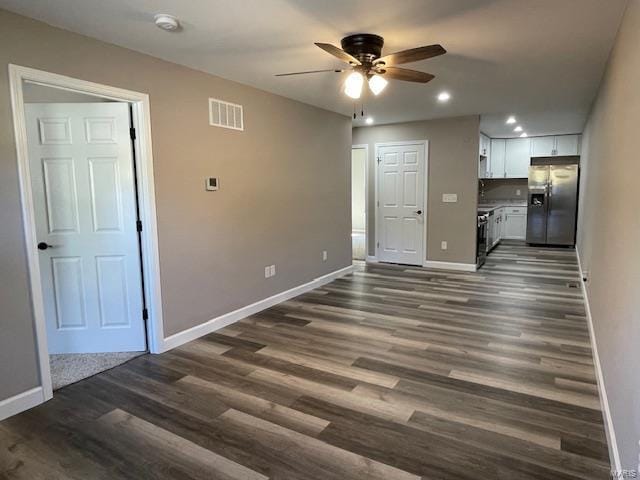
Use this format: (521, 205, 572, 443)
(154, 14, 180, 31)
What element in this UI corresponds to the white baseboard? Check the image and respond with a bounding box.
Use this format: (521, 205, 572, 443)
(366, 255, 378, 263)
(0, 387, 45, 421)
(576, 249, 621, 472)
(423, 260, 477, 272)
(160, 265, 356, 352)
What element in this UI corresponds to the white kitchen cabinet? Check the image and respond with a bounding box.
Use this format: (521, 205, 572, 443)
(503, 207, 527, 240)
(489, 139, 506, 178)
(530, 134, 581, 157)
(479, 133, 491, 157)
(555, 135, 580, 156)
(505, 138, 531, 178)
(531, 136, 555, 157)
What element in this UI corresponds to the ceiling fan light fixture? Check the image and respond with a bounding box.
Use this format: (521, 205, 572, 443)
(344, 71, 364, 99)
(368, 75, 388, 95)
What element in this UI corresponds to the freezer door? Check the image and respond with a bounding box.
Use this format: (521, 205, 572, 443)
(526, 166, 549, 243)
(547, 164, 578, 245)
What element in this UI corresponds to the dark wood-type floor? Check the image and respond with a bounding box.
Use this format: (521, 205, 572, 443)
(0, 242, 610, 479)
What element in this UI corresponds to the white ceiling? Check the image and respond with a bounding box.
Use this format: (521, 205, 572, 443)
(1, 0, 627, 136)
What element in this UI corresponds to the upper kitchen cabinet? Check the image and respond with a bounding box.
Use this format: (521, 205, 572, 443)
(505, 137, 531, 178)
(531, 136, 556, 157)
(555, 134, 581, 156)
(489, 139, 506, 178)
(479, 133, 491, 157)
(531, 134, 581, 157)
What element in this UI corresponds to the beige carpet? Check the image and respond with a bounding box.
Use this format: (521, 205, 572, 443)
(50, 351, 145, 390)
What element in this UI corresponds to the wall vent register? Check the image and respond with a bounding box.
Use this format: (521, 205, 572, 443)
(209, 98, 244, 131)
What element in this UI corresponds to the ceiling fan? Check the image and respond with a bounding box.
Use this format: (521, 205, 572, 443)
(275, 34, 446, 99)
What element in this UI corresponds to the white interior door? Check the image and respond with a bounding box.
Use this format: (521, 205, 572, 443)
(377, 142, 426, 265)
(26, 103, 146, 354)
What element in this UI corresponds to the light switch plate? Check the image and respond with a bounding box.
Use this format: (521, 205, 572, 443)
(322, 250, 328, 261)
(269, 265, 276, 277)
(205, 177, 219, 191)
(264, 266, 271, 278)
(441, 241, 448, 250)
(442, 193, 458, 203)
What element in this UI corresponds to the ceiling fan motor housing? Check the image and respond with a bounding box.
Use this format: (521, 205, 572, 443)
(341, 34, 384, 65)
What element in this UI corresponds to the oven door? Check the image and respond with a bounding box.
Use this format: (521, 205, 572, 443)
(477, 215, 488, 267)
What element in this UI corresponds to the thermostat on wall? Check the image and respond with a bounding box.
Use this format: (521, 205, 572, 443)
(205, 177, 219, 191)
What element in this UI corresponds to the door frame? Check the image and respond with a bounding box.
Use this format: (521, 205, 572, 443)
(351, 144, 368, 260)
(373, 140, 429, 266)
(8, 64, 165, 402)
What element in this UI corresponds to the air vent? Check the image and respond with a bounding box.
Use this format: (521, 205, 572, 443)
(209, 98, 243, 131)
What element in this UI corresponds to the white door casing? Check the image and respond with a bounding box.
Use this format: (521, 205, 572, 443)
(376, 142, 426, 266)
(26, 103, 146, 354)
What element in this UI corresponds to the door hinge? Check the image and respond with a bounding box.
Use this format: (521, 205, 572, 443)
(142, 308, 149, 321)
(377, 157, 382, 164)
(376, 241, 380, 248)
(130, 127, 136, 140)
(136, 220, 143, 232)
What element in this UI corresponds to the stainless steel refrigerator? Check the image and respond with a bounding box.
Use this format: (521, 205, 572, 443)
(526, 164, 579, 246)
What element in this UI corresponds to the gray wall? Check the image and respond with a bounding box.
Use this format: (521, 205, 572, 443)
(576, 0, 640, 469)
(0, 9, 351, 401)
(353, 116, 479, 264)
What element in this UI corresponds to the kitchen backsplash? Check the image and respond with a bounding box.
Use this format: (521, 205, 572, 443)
(479, 178, 528, 201)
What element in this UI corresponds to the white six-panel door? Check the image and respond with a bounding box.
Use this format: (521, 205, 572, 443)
(26, 103, 146, 354)
(377, 143, 426, 265)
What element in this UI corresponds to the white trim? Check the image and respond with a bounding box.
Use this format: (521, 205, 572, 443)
(576, 249, 621, 472)
(366, 255, 379, 263)
(423, 260, 477, 272)
(160, 265, 356, 352)
(0, 387, 45, 421)
(7, 65, 165, 412)
(373, 140, 429, 267)
(352, 144, 369, 260)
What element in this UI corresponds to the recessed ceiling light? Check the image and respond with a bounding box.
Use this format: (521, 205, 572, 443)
(506, 116, 516, 124)
(365, 117, 374, 125)
(514, 126, 523, 132)
(437, 92, 451, 102)
(154, 14, 181, 31)
(520, 132, 528, 138)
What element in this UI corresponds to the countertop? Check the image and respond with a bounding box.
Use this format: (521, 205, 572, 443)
(478, 201, 527, 213)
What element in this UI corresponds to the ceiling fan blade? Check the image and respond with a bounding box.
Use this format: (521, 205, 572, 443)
(275, 69, 344, 76)
(380, 67, 435, 83)
(315, 43, 361, 65)
(375, 44, 446, 66)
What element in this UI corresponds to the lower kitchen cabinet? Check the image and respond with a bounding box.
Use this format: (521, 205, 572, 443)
(503, 207, 527, 240)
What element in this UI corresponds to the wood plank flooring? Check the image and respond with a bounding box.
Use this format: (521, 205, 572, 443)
(0, 242, 610, 479)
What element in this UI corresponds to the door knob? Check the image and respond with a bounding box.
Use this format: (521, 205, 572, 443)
(37, 242, 53, 250)
(414, 210, 423, 215)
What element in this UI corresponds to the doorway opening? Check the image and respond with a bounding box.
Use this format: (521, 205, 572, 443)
(24, 83, 146, 389)
(9, 65, 164, 403)
(351, 145, 368, 261)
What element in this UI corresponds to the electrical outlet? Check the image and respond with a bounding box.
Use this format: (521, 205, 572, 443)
(270, 265, 276, 277)
(442, 193, 458, 203)
(322, 250, 328, 261)
(441, 241, 448, 250)
(516, 189, 521, 196)
(264, 266, 271, 278)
